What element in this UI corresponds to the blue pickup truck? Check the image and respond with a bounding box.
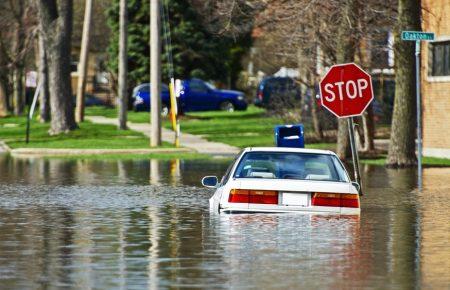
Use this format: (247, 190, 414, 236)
(132, 78, 247, 114)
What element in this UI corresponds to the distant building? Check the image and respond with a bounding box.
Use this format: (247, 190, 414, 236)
(274, 67, 299, 79)
(421, 0, 450, 158)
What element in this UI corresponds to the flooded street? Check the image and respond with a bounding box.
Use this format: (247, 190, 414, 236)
(0, 154, 449, 289)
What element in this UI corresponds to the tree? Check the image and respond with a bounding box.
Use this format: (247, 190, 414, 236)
(107, 0, 150, 89)
(106, 0, 249, 91)
(0, 0, 37, 117)
(0, 47, 11, 116)
(335, 0, 360, 159)
(37, 0, 77, 134)
(0, 48, 8, 117)
(12, 3, 26, 116)
(386, 0, 421, 167)
(202, 0, 396, 155)
(0, 81, 7, 117)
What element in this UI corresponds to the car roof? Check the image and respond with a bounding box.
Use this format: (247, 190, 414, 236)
(135, 83, 169, 89)
(243, 147, 337, 156)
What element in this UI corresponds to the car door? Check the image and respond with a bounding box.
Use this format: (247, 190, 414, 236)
(185, 79, 211, 111)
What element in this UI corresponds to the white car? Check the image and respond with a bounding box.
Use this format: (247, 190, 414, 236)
(202, 147, 360, 214)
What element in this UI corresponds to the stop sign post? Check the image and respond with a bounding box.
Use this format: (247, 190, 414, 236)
(319, 63, 374, 195)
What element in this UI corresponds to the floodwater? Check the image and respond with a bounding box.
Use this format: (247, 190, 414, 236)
(0, 154, 449, 289)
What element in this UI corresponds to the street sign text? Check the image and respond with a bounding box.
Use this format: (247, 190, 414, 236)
(401, 31, 435, 41)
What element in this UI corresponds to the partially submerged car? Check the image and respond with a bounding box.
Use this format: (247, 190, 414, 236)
(202, 147, 360, 215)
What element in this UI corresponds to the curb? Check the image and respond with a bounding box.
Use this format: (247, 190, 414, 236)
(0, 141, 11, 153)
(9, 147, 193, 157)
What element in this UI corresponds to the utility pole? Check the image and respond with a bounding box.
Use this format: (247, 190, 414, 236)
(400, 30, 435, 188)
(75, 0, 93, 123)
(150, 0, 161, 146)
(118, 0, 128, 130)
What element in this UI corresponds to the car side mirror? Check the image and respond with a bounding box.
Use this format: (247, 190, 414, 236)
(352, 182, 362, 195)
(202, 176, 218, 188)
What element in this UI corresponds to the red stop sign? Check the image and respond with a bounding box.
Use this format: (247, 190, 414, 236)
(319, 63, 374, 118)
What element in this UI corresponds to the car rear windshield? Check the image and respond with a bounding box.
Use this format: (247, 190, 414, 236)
(233, 152, 348, 182)
(137, 84, 169, 93)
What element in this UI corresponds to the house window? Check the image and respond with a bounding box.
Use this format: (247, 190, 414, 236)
(430, 41, 450, 76)
(71, 61, 78, 73)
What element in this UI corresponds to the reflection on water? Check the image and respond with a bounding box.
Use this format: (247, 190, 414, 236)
(0, 154, 449, 289)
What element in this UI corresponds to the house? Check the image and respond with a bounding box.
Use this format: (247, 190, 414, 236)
(421, 0, 450, 158)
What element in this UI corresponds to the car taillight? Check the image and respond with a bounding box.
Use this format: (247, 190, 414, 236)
(340, 194, 360, 208)
(311, 193, 359, 208)
(228, 189, 278, 204)
(228, 189, 249, 203)
(257, 91, 263, 100)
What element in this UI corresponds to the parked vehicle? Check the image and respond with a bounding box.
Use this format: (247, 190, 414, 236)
(132, 83, 171, 115)
(132, 79, 247, 114)
(72, 93, 110, 108)
(254, 77, 301, 108)
(85, 94, 109, 107)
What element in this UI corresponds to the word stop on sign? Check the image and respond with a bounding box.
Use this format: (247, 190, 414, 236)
(319, 63, 374, 118)
(322, 79, 369, 102)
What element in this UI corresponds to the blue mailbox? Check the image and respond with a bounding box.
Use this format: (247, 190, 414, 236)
(275, 124, 305, 148)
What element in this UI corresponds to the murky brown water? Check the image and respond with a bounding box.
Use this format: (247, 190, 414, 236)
(0, 154, 449, 289)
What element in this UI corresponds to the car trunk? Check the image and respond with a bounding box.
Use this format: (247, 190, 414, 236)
(227, 178, 355, 213)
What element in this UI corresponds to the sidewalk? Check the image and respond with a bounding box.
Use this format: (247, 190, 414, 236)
(0, 141, 9, 153)
(86, 116, 240, 156)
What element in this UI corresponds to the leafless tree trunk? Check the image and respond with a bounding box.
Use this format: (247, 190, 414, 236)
(38, 0, 77, 134)
(336, 0, 360, 159)
(309, 72, 323, 140)
(362, 105, 375, 151)
(0, 0, 37, 116)
(75, 0, 93, 123)
(387, 0, 420, 167)
(0, 81, 7, 117)
(118, 0, 128, 130)
(12, 25, 25, 116)
(38, 31, 50, 122)
(357, 38, 375, 152)
(0, 41, 9, 116)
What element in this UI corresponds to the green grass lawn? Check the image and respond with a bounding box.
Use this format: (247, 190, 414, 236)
(173, 106, 284, 147)
(86, 106, 280, 147)
(86, 106, 320, 148)
(0, 116, 171, 149)
(86, 106, 152, 123)
(361, 155, 450, 167)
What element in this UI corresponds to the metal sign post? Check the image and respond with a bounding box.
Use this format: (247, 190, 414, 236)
(347, 117, 362, 191)
(415, 40, 422, 189)
(319, 63, 374, 196)
(401, 31, 435, 189)
(26, 83, 42, 144)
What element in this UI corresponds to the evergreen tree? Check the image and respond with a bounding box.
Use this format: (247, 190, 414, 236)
(107, 0, 150, 88)
(107, 0, 250, 89)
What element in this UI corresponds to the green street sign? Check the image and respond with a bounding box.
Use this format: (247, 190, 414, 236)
(401, 31, 435, 41)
